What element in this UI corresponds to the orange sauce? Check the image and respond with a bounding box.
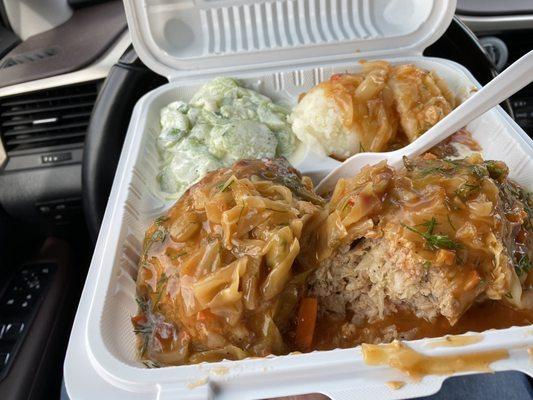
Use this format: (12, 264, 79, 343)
(314, 301, 533, 351)
(209, 366, 229, 376)
(362, 340, 509, 381)
(187, 377, 207, 389)
(386, 381, 405, 390)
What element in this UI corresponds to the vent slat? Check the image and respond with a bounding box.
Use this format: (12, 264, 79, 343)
(2, 117, 37, 127)
(62, 111, 93, 120)
(1, 91, 97, 107)
(1, 101, 96, 117)
(0, 80, 101, 154)
(5, 131, 86, 145)
(0, 111, 92, 128)
(3, 121, 88, 137)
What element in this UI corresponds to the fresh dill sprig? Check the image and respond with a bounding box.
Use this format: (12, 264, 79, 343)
(484, 160, 508, 181)
(154, 273, 169, 309)
(154, 215, 168, 226)
(417, 160, 458, 177)
(142, 360, 162, 369)
(142, 227, 167, 259)
(402, 156, 414, 172)
(218, 175, 237, 192)
(447, 215, 456, 231)
(515, 254, 532, 277)
(454, 182, 480, 201)
(135, 296, 150, 313)
(470, 164, 487, 179)
(151, 228, 166, 243)
(402, 217, 459, 251)
(168, 251, 188, 261)
(236, 202, 245, 226)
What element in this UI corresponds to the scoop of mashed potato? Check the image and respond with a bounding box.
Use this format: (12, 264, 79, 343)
(291, 62, 398, 160)
(291, 86, 361, 160)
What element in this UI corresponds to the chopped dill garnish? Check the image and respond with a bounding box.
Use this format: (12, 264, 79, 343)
(402, 156, 414, 172)
(447, 215, 456, 231)
(142, 361, 161, 369)
(423, 260, 432, 269)
(484, 160, 508, 181)
(142, 226, 168, 260)
(515, 254, 532, 277)
(169, 251, 187, 261)
(133, 296, 152, 357)
(402, 217, 459, 251)
(470, 164, 487, 179)
(218, 175, 237, 192)
(154, 215, 168, 226)
(420, 217, 438, 234)
(151, 228, 166, 243)
(236, 202, 245, 226)
(454, 182, 480, 201)
(417, 160, 458, 177)
(140, 334, 150, 356)
(341, 197, 355, 211)
(133, 326, 152, 335)
(135, 296, 150, 313)
(154, 273, 169, 309)
(516, 186, 532, 230)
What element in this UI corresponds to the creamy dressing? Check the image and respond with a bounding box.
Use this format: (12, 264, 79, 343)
(157, 77, 298, 198)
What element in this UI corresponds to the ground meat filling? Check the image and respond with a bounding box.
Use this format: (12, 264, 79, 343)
(307, 154, 533, 348)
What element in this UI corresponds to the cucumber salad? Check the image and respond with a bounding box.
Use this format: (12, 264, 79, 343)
(156, 77, 298, 198)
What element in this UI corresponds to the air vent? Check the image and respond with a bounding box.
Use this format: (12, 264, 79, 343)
(0, 80, 101, 155)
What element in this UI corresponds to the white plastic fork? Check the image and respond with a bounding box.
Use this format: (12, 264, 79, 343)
(315, 50, 533, 195)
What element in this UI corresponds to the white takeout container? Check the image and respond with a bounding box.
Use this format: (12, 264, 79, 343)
(65, 1, 533, 399)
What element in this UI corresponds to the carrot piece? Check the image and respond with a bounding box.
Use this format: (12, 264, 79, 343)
(295, 297, 318, 352)
(197, 309, 216, 322)
(131, 314, 147, 326)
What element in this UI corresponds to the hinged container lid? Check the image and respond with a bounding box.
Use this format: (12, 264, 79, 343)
(123, 0, 456, 80)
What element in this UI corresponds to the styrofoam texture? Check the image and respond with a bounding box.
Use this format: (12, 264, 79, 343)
(123, 0, 455, 79)
(63, 55, 533, 400)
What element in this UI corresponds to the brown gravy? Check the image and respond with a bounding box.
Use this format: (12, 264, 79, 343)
(385, 381, 405, 390)
(362, 340, 509, 381)
(314, 301, 533, 351)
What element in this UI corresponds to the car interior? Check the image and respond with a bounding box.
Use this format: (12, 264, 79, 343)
(0, 0, 532, 399)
